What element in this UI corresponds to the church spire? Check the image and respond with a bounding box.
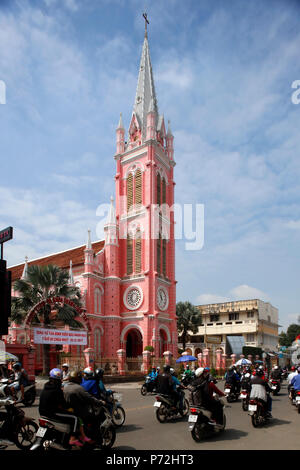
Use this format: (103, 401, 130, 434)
(132, 15, 158, 141)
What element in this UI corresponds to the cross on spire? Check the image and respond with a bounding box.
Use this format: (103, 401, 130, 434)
(143, 12, 149, 38)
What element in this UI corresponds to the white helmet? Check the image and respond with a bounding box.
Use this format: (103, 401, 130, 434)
(274, 366, 278, 369)
(62, 363, 69, 368)
(195, 367, 204, 377)
(170, 368, 175, 374)
(83, 367, 94, 376)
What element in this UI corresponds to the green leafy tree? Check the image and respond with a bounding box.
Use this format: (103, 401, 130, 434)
(12, 264, 83, 375)
(176, 301, 202, 351)
(279, 324, 300, 347)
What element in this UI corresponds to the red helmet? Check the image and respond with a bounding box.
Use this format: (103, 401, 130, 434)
(291, 366, 296, 371)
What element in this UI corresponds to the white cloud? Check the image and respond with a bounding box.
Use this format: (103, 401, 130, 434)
(196, 294, 231, 305)
(229, 285, 270, 302)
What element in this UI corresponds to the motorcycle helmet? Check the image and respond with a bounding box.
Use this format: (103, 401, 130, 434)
(274, 366, 278, 370)
(256, 369, 264, 376)
(95, 368, 104, 380)
(291, 366, 295, 371)
(195, 367, 204, 377)
(62, 363, 69, 368)
(69, 369, 82, 383)
(13, 362, 22, 370)
(83, 366, 94, 377)
(164, 365, 171, 373)
(156, 366, 160, 371)
(49, 368, 62, 380)
(170, 368, 175, 375)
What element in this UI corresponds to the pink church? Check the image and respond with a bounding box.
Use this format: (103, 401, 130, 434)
(6, 29, 178, 374)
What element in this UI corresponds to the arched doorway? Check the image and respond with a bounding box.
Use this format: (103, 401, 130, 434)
(159, 329, 168, 357)
(126, 329, 143, 358)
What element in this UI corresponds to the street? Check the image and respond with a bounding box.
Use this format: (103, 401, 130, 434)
(2, 378, 300, 451)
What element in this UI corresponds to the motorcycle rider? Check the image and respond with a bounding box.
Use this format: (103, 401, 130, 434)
(189, 367, 225, 425)
(224, 365, 241, 395)
(290, 367, 300, 393)
(288, 366, 297, 393)
(81, 367, 100, 398)
(39, 368, 80, 447)
(270, 366, 281, 380)
(148, 367, 158, 393)
(7, 362, 29, 402)
(63, 369, 106, 445)
(62, 363, 70, 386)
(156, 365, 174, 397)
(170, 368, 185, 413)
(94, 368, 114, 413)
(240, 366, 252, 392)
(250, 368, 273, 418)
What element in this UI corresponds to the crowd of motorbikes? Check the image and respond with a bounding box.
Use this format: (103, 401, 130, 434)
(0, 361, 297, 450)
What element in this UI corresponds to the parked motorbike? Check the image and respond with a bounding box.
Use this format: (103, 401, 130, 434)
(140, 376, 157, 396)
(30, 403, 116, 451)
(248, 398, 271, 427)
(0, 397, 38, 450)
(224, 383, 240, 403)
(188, 398, 226, 442)
(269, 379, 280, 396)
(107, 391, 126, 427)
(153, 391, 189, 423)
(0, 378, 36, 406)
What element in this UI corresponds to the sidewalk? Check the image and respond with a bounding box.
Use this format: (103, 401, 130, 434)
(35, 374, 144, 391)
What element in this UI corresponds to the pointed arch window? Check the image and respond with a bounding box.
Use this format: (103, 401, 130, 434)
(94, 328, 101, 355)
(94, 288, 102, 314)
(127, 173, 133, 212)
(162, 178, 166, 205)
(157, 234, 161, 274)
(135, 169, 142, 207)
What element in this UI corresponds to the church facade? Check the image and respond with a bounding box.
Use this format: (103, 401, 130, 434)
(7, 29, 178, 372)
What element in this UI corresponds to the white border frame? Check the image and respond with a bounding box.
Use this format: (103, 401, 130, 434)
(123, 285, 144, 311)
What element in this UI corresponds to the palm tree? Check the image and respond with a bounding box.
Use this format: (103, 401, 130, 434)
(11, 264, 83, 375)
(176, 301, 202, 351)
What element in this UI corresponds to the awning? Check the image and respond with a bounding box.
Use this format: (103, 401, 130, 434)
(226, 336, 245, 357)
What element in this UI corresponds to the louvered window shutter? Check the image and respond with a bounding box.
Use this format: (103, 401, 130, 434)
(135, 232, 142, 273)
(135, 169, 142, 206)
(127, 235, 133, 274)
(127, 173, 133, 211)
(163, 238, 167, 276)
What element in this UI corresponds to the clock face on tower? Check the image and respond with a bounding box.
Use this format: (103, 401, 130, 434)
(124, 285, 143, 310)
(157, 286, 169, 311)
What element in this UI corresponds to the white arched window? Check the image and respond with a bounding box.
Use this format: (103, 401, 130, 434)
(94, 328, 101, 355)
(94, 287, 102, 314)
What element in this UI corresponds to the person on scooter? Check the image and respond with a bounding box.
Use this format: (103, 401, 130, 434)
(170, 368, 185, 413)
(94, 368, 115, 413)
(270, 366, 281, 380)
(62, 363, 70, 387)
(156, 365, 174, 396)
(291, 367, 300, 392)
(148, 367, 158, 393)
(63, 369, 106, 445)
(7, 362, 28, 402)
(288, 366, 297, 395)
(250, 368, 273, 418)
(39, 368, 80, 447)
(81, 367, 100, 398)
(224, 365, 241, 395)
(189, 367, 225, 425)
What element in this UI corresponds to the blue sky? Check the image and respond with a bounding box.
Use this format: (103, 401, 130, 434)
(0, 0, 300, 331)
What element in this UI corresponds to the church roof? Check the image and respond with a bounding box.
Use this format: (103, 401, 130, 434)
(132, 35, 158, 140)
(8, 240, 105, 282)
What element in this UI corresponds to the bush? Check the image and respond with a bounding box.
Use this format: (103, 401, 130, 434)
(144, 346, 154, 353)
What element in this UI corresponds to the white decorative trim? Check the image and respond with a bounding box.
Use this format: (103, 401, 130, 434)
(124, 162, 145, 179)
(157, 316, 173, 322)
(121, 276, 145, 283)
(123, 285, 144, 310)
(157, 277, 172, 286)
(121, 316, 144, 321)
(120, 323, 144, 342)
(158, 324, 171, 342)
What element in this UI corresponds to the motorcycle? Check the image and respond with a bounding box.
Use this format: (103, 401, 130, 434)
(0, 378, 36, 406)
(107, 391, 126, 427)
(153, 391, 189, 423)
(289, 386, 296, 405)
(0, 397, 38, 450)
(30, 403, 116, 451)
(269, 379, 280, 396)
(239, 387, 250, 411)
(181, 372, 195, 387)
(224, 383, 240, 403)
(294, 390, 300, 414)
(188, 397, 226, 442)
(248, 398, 271, 427)
(140, 376, 157, 396)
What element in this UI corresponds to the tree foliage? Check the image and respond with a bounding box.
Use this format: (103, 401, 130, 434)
(279, 324, 300, 347)
(176, 301, 202, 351)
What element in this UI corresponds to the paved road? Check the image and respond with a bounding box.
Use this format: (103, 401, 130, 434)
(2, 379, 300, 450)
